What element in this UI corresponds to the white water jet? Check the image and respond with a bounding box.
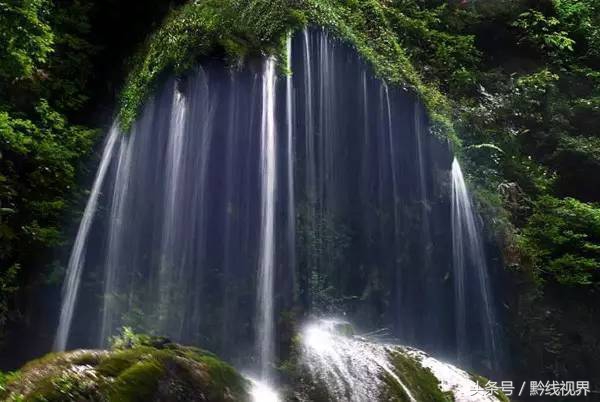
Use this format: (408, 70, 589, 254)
(383, 84, 401, 253)
(286, 33, 297, 299)
(158, 87, 187, 330)
(257, 58, 278, 380)
(248, 378, 281, 402)
(451, 159, 498, 367)
(54, 124, 120, 351)
(183, 68, 215, 339)
(99, 133, 135, 346)
(221, 72, 240, 348)
(300, 319, 416, 402)
(300, 319, 500, 402)
(302, 28, 316, 209)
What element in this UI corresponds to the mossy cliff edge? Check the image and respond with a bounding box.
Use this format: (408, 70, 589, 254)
(117, 0, 457, 145)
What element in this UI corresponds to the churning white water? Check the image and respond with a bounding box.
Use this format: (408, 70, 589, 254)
(54, 124, 120, 351)
(406, 349, 499, 402)
(248, 378, 281, 402)
(300, 320, 416, 402)
(451, 159, 499, 368)
(257, 58, 278, 380)
(300, 319, 499, 402)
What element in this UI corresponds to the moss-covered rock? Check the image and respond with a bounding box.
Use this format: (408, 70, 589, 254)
(385, 350, 454, 402)
(0, 340, 250, 402)
(117, 0, 458, 146)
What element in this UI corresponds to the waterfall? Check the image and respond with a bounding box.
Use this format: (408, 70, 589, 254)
(451, 159, 499, 369)
(54, 124, 120, 351)
(257, 58, 278, 380)
(55, 28, 502, 378)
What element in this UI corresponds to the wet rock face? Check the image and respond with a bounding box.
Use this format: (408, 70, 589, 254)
(0, 342, 250, 402)
(287, 320, 508, 402)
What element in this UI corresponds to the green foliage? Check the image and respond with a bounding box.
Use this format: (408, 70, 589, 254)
(514, 69, 560, 116)
(0, 371, 22, 401)
(385, 1, 481, 94)
(556, 135, 600, 166)
(110, 327, 152, 350)
(0, 0, 54, 79)
(417, 0, 600, 294)
(0, 264, 19, 331)
(518, 196, 600, 286)
(0, 371, 16, 392)
(0, 103, 96, 253)
(553, 0, 600, 62)
(43, 0, 96, 112)
(0, 0, 97, 342)
(512, 10, 575, 55)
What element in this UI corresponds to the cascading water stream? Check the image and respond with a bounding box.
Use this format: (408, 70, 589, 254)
(54, 125, 120, 351)
(157, 87, 187, 335)
(300, 320, 417, 402)
(257, 58, 278, 380)
(286, 33, 297, 302)
(99, 133, 135, 346)
(451, 158, 499, 369)
(55, 28, 503, 381)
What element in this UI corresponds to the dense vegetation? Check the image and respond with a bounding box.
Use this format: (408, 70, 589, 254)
(380, 0, 600, 382)
(0, 0, 97, 345)
(1, 0, 599, 388)
(0, 0, 190, 362)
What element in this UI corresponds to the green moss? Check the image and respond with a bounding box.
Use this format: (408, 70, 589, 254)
(0, 371, 21, 400)
(107, 360, 165, 402)
(69, 351, 105, 366)
(2, 342, 249, 402)
(118, 0, 304, 131)
(116, 0, 459, 147)
(386, 350, 454, 402)
(95, 346, 157, 377)
(195, 354, 248, 399)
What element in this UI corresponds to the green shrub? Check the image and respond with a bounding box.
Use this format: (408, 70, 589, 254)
(518, 196, 600, 286)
